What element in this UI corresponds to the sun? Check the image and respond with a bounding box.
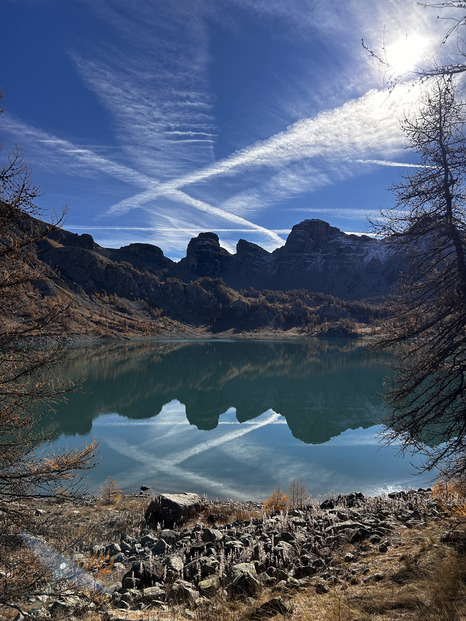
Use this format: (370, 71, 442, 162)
(386, 33, 428, 75)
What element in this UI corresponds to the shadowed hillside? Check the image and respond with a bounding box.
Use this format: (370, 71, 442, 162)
(3, 214, 391, 340)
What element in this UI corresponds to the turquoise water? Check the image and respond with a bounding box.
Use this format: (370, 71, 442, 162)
(40, 339, 433, 500)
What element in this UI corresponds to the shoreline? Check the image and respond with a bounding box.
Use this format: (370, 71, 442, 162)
(27, 328, 374, 351)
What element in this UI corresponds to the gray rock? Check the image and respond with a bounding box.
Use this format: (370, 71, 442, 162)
(229, 563, 260, 597)
(145, 493, 202, 529)
(140, 533, 157, 547)
(152, 538, 169, 554)
(119, 540, 132, 553)
(122, 576, 140, 589)
(123, 561, 160, 588)
(369, 534, 382, 544)
(294, 564, 317, 578)
(224, 540, 244, 553)
(273, 540, 295, 560)
(142, 585, 166, 602)
(201, 528, 224, 543)
(315, 580, 330, 594)
(105, 543, 121, 557)
(266, 566, 289, 581)
(164, 555, 184, 581)
(198, 577, 220, 595)
(159, 529, 177, 545)
(49, 600, 75, 617)
(184, 556, 219, 580)
(120, 588, 142, 604)
(312, 558, 326, 569)
(168, 579, 200, 604)
(253, 596, 289, 618)
(286, 576, 301, 588)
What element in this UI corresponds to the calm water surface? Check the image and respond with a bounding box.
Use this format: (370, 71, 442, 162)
(41, 339, 433, 500)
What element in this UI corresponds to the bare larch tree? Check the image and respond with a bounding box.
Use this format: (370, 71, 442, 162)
(374, 76, 466, 479)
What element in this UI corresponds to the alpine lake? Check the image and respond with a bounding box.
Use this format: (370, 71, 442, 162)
(38, 338, 434, 501)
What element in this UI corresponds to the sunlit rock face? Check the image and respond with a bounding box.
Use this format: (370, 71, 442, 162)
(267, 219, 401, 299)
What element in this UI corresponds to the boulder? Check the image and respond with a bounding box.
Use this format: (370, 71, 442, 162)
(198, 576, 220, 595)
(201, 527, 224, 544)
(142, 585, 166, 603)
(228, 562, 260, 597)
(164, 555, 184, 581)
(123, 561, 160, 588)
(145, 493, 202, 529)
(253, 597, 289, 618)
(168, 579, 200, 604)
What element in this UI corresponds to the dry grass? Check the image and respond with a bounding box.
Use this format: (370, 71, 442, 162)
(188, 499, 264, 527)
(56, 519, 464, 621)
(278, 523, 466, 621)
(4, 491, 466, 621)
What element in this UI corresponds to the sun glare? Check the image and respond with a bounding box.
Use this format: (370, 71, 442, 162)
(386, 33, 427, 75)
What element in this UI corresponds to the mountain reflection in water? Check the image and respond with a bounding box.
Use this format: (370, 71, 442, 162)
(44, 339, 386, 443)
(40, 339, 433, 498)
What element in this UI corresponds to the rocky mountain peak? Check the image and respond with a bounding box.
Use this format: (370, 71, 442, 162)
(283, 219, 340, 253)
(236, 239, 269, 256)
(184, 232, 231, 277)
(120, 243, 166, 260)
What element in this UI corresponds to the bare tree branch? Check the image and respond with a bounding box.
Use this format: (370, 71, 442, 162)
(0, 91, 99, 611)
(373, 77, 466, 479)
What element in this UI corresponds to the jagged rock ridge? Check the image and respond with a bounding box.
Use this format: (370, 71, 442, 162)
(27, 218, 394, 335)
(173, 219, 400, 299)
(41, 219, 399, 302)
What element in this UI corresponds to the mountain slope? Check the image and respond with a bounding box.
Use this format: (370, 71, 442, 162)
(4, 217, 391, 340)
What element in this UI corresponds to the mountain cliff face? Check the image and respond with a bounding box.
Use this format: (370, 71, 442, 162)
(40, 219, 399, 302)
(174, 219, 400, 299)
(26, 219, 393, 336)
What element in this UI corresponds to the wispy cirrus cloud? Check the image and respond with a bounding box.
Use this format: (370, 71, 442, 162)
(72, 0, 217, 178)
(2, 115, 285, 251)
(5, 0, 451, 258)
(2, 116, 154, 186)
(4, 72, 425, 258)
(71, 54, 217, 179)
(106, 83, 423, 216)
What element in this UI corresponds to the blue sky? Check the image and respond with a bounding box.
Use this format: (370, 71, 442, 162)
(1, 0, 461, 259)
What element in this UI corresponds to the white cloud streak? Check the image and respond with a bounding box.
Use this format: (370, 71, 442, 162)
(5, 0, 448, 257)
(98, 406, 284, 498)
(107, 83, 422, 218)
(69, 226, 287, 233)
(3, 116, 154, 187)
(6, 78, 423, 253)
(71, 1, 217, 178)
(355, 158, 426, 168)
(3, 116, 284, 247)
